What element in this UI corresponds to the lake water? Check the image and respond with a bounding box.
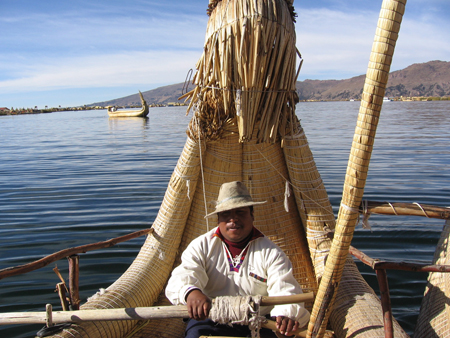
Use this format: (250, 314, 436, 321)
(1, 101, 449, 337)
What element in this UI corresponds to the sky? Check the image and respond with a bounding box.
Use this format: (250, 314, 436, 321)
(1, 0, 449, 109)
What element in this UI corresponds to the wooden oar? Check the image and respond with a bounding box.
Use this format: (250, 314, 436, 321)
(0, 292, 314, 326)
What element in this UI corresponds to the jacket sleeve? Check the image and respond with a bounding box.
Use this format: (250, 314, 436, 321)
(265, 244, 310, 328)
(165, 238, 209, 305)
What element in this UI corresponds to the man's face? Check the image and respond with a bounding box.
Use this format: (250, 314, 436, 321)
(218, 206, 254, 243)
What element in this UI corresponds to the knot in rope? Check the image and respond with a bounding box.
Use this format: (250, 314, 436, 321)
(209, 295, 264, 338)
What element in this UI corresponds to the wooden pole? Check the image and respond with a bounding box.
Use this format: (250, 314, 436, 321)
(376, 269, 393, 338)
(0, 293, 314, 326)
(68, 255, 80, 310)
(0, 228, 153, 280)
(56, 283, 70, 311)
(46, 304, 53, 328)
(359, 201, 450, 219)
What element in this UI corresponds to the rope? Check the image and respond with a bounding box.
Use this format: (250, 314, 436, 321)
(209, 295, 264, 338)
(252, 144, 334, 217)
(340, 203, 367, 231)
(388, 202, 398, 215)
(194, 112, 210, 232)
(413, 202, 430, 218)
(340, 203, 359, 214)
(361, 200, 372, 231)
(306, 228, 330, 241)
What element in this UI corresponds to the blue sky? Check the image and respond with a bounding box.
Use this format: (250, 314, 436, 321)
(1, 0, 449, 109)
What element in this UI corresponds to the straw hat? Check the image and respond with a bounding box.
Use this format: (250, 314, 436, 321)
(205, 181, 267, 218)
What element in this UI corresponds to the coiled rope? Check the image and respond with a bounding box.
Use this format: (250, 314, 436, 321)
(209, 295, 265, 338)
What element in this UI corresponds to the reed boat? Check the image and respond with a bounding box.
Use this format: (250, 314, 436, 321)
(2, 0, 450, 337)
(107, 91, 149, 118)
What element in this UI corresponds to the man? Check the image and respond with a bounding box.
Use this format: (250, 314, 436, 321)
(165, 181, 310, 337)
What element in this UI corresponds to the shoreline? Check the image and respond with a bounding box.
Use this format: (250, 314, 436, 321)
(2, 96, 449, 116)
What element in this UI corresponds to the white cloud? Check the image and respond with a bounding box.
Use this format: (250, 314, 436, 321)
(295, 6, 450, 80)
(0, 4, 206, 95)
(0, 50, 201, 93)
(296, 8, 378, 79)
(1, 10, 206, 53)
(1, 0, 448, 107)
(391, 14, 450, 70)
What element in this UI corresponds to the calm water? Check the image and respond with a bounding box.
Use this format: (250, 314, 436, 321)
(1, 102, 449, 337)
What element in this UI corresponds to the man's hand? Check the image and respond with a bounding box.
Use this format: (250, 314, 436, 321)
(186, 289, 211, 321)
(275, 316, 299, 336)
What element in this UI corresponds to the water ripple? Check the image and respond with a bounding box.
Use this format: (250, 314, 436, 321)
(1, 102, 449, 337)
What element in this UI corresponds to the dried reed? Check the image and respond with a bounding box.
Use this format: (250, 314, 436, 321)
(185, 0, 299, 144)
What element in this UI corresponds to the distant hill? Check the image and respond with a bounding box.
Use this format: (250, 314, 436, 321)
(296, 60, 450, 101)
(88, 60, 450, 107)
(89, 83, 184, 108)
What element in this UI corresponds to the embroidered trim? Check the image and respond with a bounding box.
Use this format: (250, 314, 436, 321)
(226, 248, 248, 272)
(249, 272, 267, 283)
(212, 227, 264, 273)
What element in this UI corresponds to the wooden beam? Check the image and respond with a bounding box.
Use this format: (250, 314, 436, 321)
(360, 201, 450, 219)
(0, 228, 153, 280)
(373, 261, 450, 273)
(349, 246, 450, 272)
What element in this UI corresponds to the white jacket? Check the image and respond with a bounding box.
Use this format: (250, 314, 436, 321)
(165, 227, 310, 327)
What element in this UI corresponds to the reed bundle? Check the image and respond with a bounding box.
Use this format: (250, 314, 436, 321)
(308, 1, 409, 337)
(184, 0, 300, 143)
(415, 220, 450, 336)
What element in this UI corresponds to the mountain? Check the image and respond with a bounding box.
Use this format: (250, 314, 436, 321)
(296, 60, 450, 101)
(88, 60, 450, 107)
(89, 83, 184, 108)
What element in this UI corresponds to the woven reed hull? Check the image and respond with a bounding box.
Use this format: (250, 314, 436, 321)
(45, 0, 410, 336)
(414, 221, 450, 337)
(47, 124, 406, 338)
(107, 108, 149, 117)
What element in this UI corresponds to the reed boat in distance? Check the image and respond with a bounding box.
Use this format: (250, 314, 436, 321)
(2, 0, 450, 337)
(107, 91, 149, 117)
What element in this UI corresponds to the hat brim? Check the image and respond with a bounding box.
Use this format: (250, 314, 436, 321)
(204, 200, 267, 218)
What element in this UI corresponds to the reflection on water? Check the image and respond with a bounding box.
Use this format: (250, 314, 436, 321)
(0, 102, 449, 337)
(108, 116, 150, 131)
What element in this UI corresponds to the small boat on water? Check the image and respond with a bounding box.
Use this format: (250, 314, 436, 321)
(1, 1, 449, 337)
(107, 91, 149, 117)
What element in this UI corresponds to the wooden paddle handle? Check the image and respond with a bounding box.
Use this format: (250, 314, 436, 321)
(261, 292, 314, 306)
(0, 293, 315, 325)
